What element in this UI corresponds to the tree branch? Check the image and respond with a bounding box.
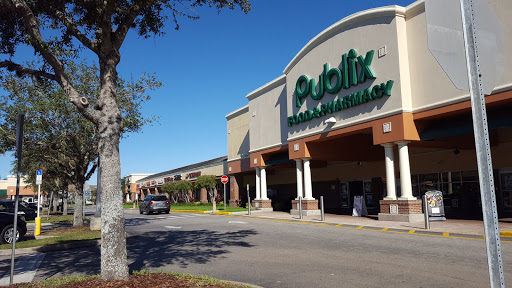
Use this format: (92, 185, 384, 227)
(53, 9, 99, 55)
(0, 60, 57, 81)
(113, 1, 147, 50)
(3, 0, 103, 125)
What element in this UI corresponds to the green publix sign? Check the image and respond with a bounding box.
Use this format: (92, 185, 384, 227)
(288, 48, 394, 127)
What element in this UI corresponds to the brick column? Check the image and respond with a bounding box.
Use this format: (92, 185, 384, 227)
(229, 176, 241, 207)
(200, 187, 208, 204)
(378, 200, 423, 222)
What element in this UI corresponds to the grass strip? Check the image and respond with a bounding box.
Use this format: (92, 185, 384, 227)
(125, 202, 248, 212)
(27, 215, 87, 224)
(0, 226, 101, 250)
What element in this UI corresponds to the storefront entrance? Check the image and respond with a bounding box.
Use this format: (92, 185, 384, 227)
(339, 180, 382, 215)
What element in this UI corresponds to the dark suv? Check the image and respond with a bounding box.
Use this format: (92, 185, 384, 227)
(0, 200, 37, 221)
(139, 195, 170, 215)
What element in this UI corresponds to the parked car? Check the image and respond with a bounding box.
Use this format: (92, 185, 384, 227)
(0, 200, 37, 221)
(22, 201, 40, 211)
(0, 212, 27, 244)
(139, 195, 171, 215)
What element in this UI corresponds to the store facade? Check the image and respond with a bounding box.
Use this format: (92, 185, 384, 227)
(226, 0, 512, 221)
(129, 156, 228, 204)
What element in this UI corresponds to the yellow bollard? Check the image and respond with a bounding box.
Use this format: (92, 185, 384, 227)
(35, 217, 41, 236)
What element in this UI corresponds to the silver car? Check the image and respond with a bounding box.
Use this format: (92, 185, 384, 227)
(139, 195, 170, 215)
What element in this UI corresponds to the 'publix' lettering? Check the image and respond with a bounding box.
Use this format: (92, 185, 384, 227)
(295, 49, 376, 107)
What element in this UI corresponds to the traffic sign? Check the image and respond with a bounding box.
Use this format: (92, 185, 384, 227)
(221, 175, 229, 184)
(36, 170, 42, 185)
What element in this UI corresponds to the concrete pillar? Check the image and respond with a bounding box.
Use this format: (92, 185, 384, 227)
(382, 143, 397, 200)
(396, 141, 415, 200)
(303, 158, 313, 200)
(295, 159, 304, 200)
(447, 172, 453, 195)
(260, 167, 268, 200)
(255, 168, 261, 200)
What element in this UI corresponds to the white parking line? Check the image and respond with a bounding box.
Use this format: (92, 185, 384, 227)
(228, 221, 248, 224)
(164, 226, 182, 229)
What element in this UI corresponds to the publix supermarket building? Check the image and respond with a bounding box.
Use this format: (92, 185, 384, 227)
(132, 0, 512, 221)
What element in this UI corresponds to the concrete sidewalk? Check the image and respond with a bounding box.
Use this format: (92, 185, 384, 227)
(229, 210, 512, 237)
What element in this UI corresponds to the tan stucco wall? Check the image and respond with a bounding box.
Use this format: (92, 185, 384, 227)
(247, 76, 287, 153)
(406, 0, 512, 112)
(0, 180, 7, 190)
(285, 7, 409, 142)
(233, 0, 512, 155)
(226, 106, 250, 161)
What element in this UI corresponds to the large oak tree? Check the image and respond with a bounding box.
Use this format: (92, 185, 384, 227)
(0, 0, 250, 280)
(0, 61, 160, 226)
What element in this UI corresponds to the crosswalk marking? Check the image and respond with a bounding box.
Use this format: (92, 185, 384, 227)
(164, 226, 182, 229)
(0, 253, 46, 285)
(150, 214, 207, 221)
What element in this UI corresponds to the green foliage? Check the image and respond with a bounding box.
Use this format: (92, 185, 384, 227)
(0, 61, 160, 189)
(161, 180, 192, 193)
(121, 177, 126, 194)
(0, 1, 251, 60)
(0, 0, 250, 279)
(194, 175, 217, 190)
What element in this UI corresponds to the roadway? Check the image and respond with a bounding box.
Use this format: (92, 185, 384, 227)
(0, 208, 510, 287)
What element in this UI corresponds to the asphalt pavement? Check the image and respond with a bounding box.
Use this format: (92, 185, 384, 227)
(1, 207, 511, 287)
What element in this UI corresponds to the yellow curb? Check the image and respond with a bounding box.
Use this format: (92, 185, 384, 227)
(501, 231, 512, 237)
(408, 230, 415, 234)
(214, 211, 232, 215)
(171, 210, 207, 213)
(443, 233, 449, 237)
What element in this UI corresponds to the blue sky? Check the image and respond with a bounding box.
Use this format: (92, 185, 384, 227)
(0, 0, 416, 184)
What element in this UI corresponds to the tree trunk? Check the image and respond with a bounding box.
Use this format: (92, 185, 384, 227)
(97, 87, 128, 279)
(212, 188, 216, 213)
(63, 192, 68, 215)
(52, 193, 59, 212)
(73, 185, 84, 227)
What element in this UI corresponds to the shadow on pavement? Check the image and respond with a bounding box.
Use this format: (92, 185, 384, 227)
(128, 229, 258, 271)
(14, 228, 258, 279)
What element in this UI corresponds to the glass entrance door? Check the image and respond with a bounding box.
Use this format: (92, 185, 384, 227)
(340, 181, 350, 208)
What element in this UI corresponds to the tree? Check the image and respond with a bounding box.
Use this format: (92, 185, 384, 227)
(0, 0, 250, 279)
(194, 175, 218, 212)
(161, 180, 192, 202)
(0, 61, 159, 227)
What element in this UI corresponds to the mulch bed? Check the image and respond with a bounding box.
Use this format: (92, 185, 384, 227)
(4, 273, 247, 288)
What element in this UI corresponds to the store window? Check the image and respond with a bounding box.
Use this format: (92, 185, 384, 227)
(500, 172, 512, 212)
(412, 170, 479, 211)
